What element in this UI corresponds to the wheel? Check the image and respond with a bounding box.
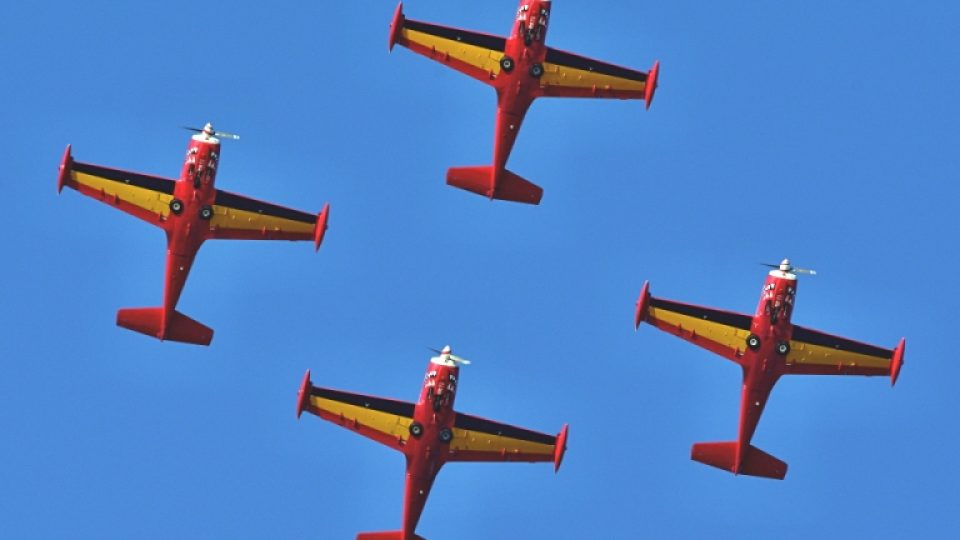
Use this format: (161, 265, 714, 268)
(169, 199, 184, 215)
(439, 428, 453, 443)
(199, 205, 213, 220)
(746, 334, 761, 351)
(529, 63, 544, 78)
(776, 341, 790, 356)
(409, 422, 424, 438)
(500, 56, 515, 72)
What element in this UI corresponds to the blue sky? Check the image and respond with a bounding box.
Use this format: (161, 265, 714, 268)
(2, 1, 958, 538)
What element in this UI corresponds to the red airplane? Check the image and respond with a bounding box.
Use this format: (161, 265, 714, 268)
(388, 0, 660, 204)
(633, 259, 906, 480)
(297, 346, 568, 540)
(58, 123, 330, 346)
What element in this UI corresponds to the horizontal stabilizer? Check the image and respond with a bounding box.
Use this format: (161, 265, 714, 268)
(446, 166, 542, 205)
(357, 532, 425, 540)
(116, 307, 213, 346)
(691, 441, 787, 480)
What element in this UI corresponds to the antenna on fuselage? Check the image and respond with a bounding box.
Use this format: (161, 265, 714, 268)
(761, 258, 817, 276)
(182, 122, 241, 141)
(428, 345, 471, 365)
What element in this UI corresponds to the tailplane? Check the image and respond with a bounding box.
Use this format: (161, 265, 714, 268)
(446, 166, 542, 205)
(357, 532, 425, 540)
(116, 307, 214, 346)
(691, 441, 787, 480)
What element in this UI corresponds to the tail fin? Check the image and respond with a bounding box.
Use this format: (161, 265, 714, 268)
(691, 441, 787, 480)
(446, 166, 542, 205)
(116, 307, 214, 346)
(357, 532, 425, 540)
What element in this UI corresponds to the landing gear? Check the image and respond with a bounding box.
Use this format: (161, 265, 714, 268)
(776, 341, 790, 356)
(439, 428, 453, 443)
(409, 422, 424, 438)
(169, 199, 184, 215)
(199, 205, 213, 220)
(529, 63, 544, 78)
(746, 334, 761, 351)
(500, 56, 515, 73)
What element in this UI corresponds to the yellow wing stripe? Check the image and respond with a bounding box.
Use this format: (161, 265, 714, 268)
(210, 205, 315, 235)
(541, 62, 648, 92)
(309, 395, 412, 443)
(648, 305, 751, 352)
(73, 171, 173, 218)
(402, 27, 503, 77)
(450, 427, 554, 457)
(786, 341, 891, 370)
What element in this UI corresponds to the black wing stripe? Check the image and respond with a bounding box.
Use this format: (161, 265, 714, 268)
(214, 190, 316, 225)
(404, 20, 506, 52)
(650, 298, 753, 330)
(545, 49, 648, 82)
(455, 413, 555, 446)
(72, 161, 175, 195)
(310, 387, 415, 418)
(791, 326, 891, 358)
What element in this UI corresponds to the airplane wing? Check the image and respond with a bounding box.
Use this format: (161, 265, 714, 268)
(389, 4, 506, 86)
(57, 145, 175, 228)
(207, 189, 328, 250)
(635, 282, 752, 365)
(784, 326, 905, 385)
(297, 372, 415, 452)
(447, 412, 568, 471)
(539, 48, 659, 106)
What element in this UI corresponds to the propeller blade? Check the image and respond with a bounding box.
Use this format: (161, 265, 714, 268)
(449, 354, 471, 365)
(182, 126, 204, 133)
(793, 268, 817, 275)
(215, 131, 240, 140)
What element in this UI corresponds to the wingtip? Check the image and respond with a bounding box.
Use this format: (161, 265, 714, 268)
(553, 424, 569, 473)
(296, 369, 312, 419)
(644, 60, 660, 111)
(891, 338, 906, 387)
(313, 203, 330, 252)
(57, 144, 73, 194)
(634, 281, 651, 329)
(388, 2, 405, 51)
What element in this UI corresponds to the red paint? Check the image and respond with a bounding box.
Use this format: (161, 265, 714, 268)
(636, 266, 905, 479)
(388, 2, 405, 51)
(634, 280, 651, 329)
(300, 352, 566, 539)
(553, 423, 569, 472)
(644, 60, 660, 110)
(393, 0, 656, 205)
(314, 203, 330, 251)
(57, 145, 72, 193)
(891, 338, 906, 386)
(59, 127, 328, 345)
(296, 369, 312, 419)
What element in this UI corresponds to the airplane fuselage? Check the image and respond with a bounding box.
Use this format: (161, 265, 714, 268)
(733, 270, 799, 465)
(490, 0, 553, 172)
(396, 359, 461, 538)
(159, 134, 222, 315)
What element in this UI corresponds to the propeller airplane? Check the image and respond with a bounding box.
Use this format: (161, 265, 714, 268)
(58, 123, 330, 345)
(633, 259, 906, 479)
(389, 0, 659, 204)
(297, 346, 568, 540)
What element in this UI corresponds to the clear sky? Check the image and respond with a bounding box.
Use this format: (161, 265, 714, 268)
(2, 1, 958, 538)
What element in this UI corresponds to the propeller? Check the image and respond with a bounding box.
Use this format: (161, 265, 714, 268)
(761, 258, 817, 275)
(428, 345, 471, 365)
(182, 123, 240, 141)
